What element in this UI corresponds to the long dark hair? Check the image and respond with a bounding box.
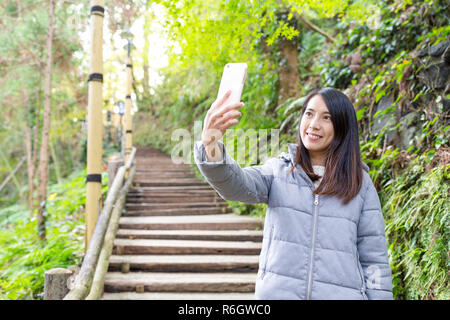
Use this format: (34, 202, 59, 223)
(289, 87, 363, 204)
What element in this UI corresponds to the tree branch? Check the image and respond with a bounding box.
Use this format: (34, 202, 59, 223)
(296, 13, 336, 43)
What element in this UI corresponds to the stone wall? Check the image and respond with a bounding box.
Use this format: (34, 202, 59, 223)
(369, 40, 449, 150)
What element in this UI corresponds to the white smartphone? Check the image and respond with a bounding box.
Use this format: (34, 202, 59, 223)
(217, 63, 248, 106)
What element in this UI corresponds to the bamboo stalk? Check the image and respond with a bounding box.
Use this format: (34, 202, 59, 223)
(86, 163, 136, 300)
(85, 0, 105, 251)
(124, 56, 133, 166)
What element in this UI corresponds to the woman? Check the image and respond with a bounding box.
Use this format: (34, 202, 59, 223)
(194, 87, 393, 300)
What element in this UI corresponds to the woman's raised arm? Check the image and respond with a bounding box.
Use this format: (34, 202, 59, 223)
(194, 90, 275, 203)
(194, 141, 276, 204)
(201, 89, 243, 162)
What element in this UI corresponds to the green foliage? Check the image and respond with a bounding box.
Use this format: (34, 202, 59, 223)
(359, 124, 449, 300)
(149, 0, 382, 118)
(321, 0, 449, 91)
(381, 160, 449, 299)
(0, 168, 108, 300)
(297, 30, 326, 85)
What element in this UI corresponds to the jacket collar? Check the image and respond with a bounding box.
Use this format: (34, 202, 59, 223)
(284, 142, 369, 173)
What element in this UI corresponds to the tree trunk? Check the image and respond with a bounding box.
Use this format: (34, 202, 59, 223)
(22, 88, 36, 217)
(277, 37, 301, 103)
(37, 0, 55, 241)
(33, 77, 41, 176)
(66, 140, 75, 171)
(50, 138, 62, 184)
(25, 125, 35, 217)
(32, 71, 43, 213)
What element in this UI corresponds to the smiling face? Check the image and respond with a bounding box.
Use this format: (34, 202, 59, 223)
(299, 94, 335, 166)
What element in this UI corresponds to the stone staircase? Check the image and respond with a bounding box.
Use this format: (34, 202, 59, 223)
(102, 146, 263, 300)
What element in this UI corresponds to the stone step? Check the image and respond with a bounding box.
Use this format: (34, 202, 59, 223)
(135, 159, 181, 162)
(135, 169, 194, 174)
(128, 191, 217, 198)
(128, 189, 217, 194)
(129, 185, 213, 192)
(135, 171, 196, 176)
(135, 169, 192, 173)
(103, 272, 257, 293)
(122, 207, 231, 217)
(135, 158, 182, 161)
(133, 180, 209, 187)
(133, 176, 197, 181)
(134, 176, 197, 181)
(134, 178, 198, 182)
(125, 196, 224, 204)
(112, 239, 262, 255)
(115, 229, 263, 241)
(102, 292, 255, 300)
(134, 167, 192, 172)
(108, 254, 259, 272)
(134, 164, 191, 169)
(126, 193, 219, 199)
(119, 214, 263, 230)
(104, 147, 263, 300)
(128, 187, 215, 193)
(125, 202, 228, 211)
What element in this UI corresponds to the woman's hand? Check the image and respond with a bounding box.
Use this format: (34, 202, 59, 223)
(201, 89, 244, 161)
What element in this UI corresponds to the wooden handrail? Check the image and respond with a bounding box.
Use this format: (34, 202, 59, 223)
(86, 162, 136, 299)
(63, 147, 136, 300)
(124, 147, 136, 169)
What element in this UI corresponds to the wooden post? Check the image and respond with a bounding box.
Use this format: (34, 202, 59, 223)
(85, 0, 104, 252)
(124, 54, 133, 166)
(44, 268, 72, 300)
(107, 157, 123, 191)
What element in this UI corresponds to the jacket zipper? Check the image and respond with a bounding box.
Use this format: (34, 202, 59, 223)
(306, 194, 319, 300)
(356, 251, 368, 300)
(261, 225, 274, 280)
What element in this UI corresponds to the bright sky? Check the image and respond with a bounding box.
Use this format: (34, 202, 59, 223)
(129, 3, 170, 89)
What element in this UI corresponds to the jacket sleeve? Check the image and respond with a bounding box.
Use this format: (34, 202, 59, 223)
(193, 140, 275, 204)
(357, 176, 394, 300)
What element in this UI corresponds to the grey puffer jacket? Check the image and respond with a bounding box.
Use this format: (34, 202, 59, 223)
(194, 141, 393, 300)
